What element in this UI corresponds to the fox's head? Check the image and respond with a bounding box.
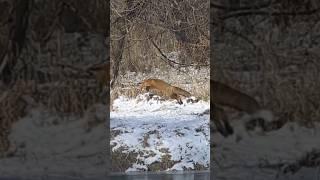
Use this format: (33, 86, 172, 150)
(137, 81, 145, 91)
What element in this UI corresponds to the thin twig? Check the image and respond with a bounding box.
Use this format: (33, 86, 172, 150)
(150, 38, 209, 68)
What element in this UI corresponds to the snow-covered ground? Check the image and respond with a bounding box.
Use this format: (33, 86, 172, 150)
(110, 94, 210, 172)
(212, 117, 320, 180)
(0, 104, 108, 177)
(1, 90, 318, 179)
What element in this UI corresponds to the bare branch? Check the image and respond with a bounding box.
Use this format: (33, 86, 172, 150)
(150, 39, 209, 67)
(211, 1, 272, 11)
(221, 7, 320, 20)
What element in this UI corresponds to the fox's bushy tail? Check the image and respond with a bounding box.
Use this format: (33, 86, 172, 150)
(172, 86, 191, 97)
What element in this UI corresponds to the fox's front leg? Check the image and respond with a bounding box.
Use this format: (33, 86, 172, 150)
(211, 104, 234, 137)
(171, 93, 183, 104)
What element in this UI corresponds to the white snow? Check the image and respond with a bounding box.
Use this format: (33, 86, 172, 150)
(0, 104, 108, 177)
(212, 116, 320, 180)
(1, 88, 318, 179)
(110, 94, 210, 172)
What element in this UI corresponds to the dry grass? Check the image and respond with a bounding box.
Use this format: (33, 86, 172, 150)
(265, 75, 320, 125)
(110, 67, 210, 104)
(111, 147, 139, 172)
(0, 80, 36, 128)
(0, 78, 106, 124)
(214, 45, 320, 124)
(40, 79, 103, 116)
(111, 85, 140, 102)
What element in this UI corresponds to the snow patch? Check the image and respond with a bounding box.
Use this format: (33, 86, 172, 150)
(111, 95, 210, 172)
(252, 109, 274, 122)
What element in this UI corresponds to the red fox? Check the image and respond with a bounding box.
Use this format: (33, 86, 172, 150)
(139, 79, 191, 104)
(212, 80, 273, 137)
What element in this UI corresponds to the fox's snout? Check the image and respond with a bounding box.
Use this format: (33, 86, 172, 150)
(137, 82, 145, 91)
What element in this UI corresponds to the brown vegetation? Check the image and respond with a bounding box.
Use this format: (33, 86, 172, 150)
(212, 0, 320, 125)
